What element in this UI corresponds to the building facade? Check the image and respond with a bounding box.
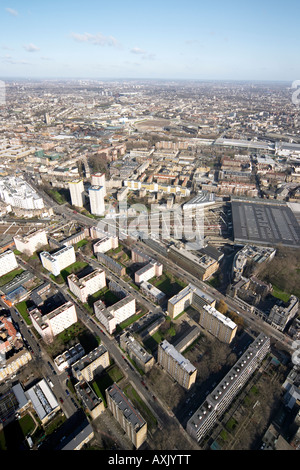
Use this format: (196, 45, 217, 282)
(30, 301, 78, 344)
(68, 179, 85, 208)
(67, 268, 106, 303)
(14, 229, 48, 256)
(158, 339, 197, 390)
(40, 245, 76, 276)
(88, 185, 105, 216)
(0, 250, 18, 278)
(106, 383, 147, 449)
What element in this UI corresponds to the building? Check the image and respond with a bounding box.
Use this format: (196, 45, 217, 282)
(186, 333, 270, 443)
(168, 246, 219, 281)
(0, 250, 18, 278)
(96, 252, 126, 276)
(91, 172, 106, 196)
(72, 344, 110, 382)
(68, 179, 85, 208)
(13, 229, 48, 256)
(167, 283, 215, 319)
(158, 339, 197, 390)
(139, 281, 166, 305)
(40, 245, 76, 276)
(120, 332, 155, 373)
(199, 304, 237, 344)
(24, 379, 60, 425)
(267, 295, 299, 331)
(0, 176, 44, 211)
(54, 343, 85, 372)
(88, 185, 105, 216)
(67, 268, 106, 303)
(134, 261, 163, 285)
(94, 294, 136, 335)
(30, 301, 78, 344)
(231, 200, 300, 248)
(106, 383, 147, 449)
(75, 381, 105, 420)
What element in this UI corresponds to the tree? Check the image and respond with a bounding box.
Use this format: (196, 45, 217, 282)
(216, 299, 228, 315)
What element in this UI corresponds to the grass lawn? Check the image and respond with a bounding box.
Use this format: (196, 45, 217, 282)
(151, 272, 187, 298)
(15, 301, 32, 325)
(271, 285, 290, 303)
(123, 383, 157, 431)
(60, 261, 89, 282)
(0, 268, 24, 287)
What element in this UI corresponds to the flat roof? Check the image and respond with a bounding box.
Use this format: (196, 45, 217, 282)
(231, 200, 300, 247)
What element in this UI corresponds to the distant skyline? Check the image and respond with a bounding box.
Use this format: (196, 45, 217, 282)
(1, 0, 300, 82)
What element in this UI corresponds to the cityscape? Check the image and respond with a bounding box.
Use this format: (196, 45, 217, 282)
(0, 0, 300, 457)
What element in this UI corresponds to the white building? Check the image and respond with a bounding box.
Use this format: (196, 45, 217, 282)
(0, 176, 44, 210)
(88, 185, 105, 216)
(91, 173, 106, 196)
(40, 245, 76, 276)
(14, 229, 48, 256)
(30, 301, 78, 344)
(68, 179, 85, 208)
(0, 250, 18, 278)
(90, 226, 118, 254)
(94, 295, 136, 334)
(67, 268, 106, 303)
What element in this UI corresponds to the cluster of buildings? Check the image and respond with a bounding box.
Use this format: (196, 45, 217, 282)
(94, 281, 136, 334)
(68, 173, 106, 216)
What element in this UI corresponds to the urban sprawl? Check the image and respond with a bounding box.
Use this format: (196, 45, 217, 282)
(0, 79, 299, 450)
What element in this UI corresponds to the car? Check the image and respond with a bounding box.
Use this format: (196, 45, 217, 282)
(65, 389, 70, 396)
(59, 397, 64, 403)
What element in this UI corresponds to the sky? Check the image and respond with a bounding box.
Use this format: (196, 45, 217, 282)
(0, 0, 300, 81)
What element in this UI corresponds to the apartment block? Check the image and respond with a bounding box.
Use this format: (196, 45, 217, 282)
(14, 229, 48, 256)
(54, 343, 85, 372)
(88, 185, 105, 216)
(67, 268, 106, 303)
(187, 334, 270, 443)
(139, 281, 166, 305)
(0, 250, 18, 278)
(158, 339, 197, 390)
(68, 179, 85, 207)
(94, 295, 136, 334)
(72, 344, 110, 382)
(120, 332, 155, 373)
(268, 295, 299, 332)
(106, 383, 147, 449)
(91, 172, 106, 196)
(199, 304, 237, 344)
(30, 301, 78, 344)
(167, 283, 215, 319)
(40, 245, 76, 276)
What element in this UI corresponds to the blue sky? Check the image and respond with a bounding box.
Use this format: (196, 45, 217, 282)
(0, 0, 299, 81)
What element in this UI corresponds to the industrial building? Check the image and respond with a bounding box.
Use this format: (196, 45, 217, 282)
(231, 200, 300, 248)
